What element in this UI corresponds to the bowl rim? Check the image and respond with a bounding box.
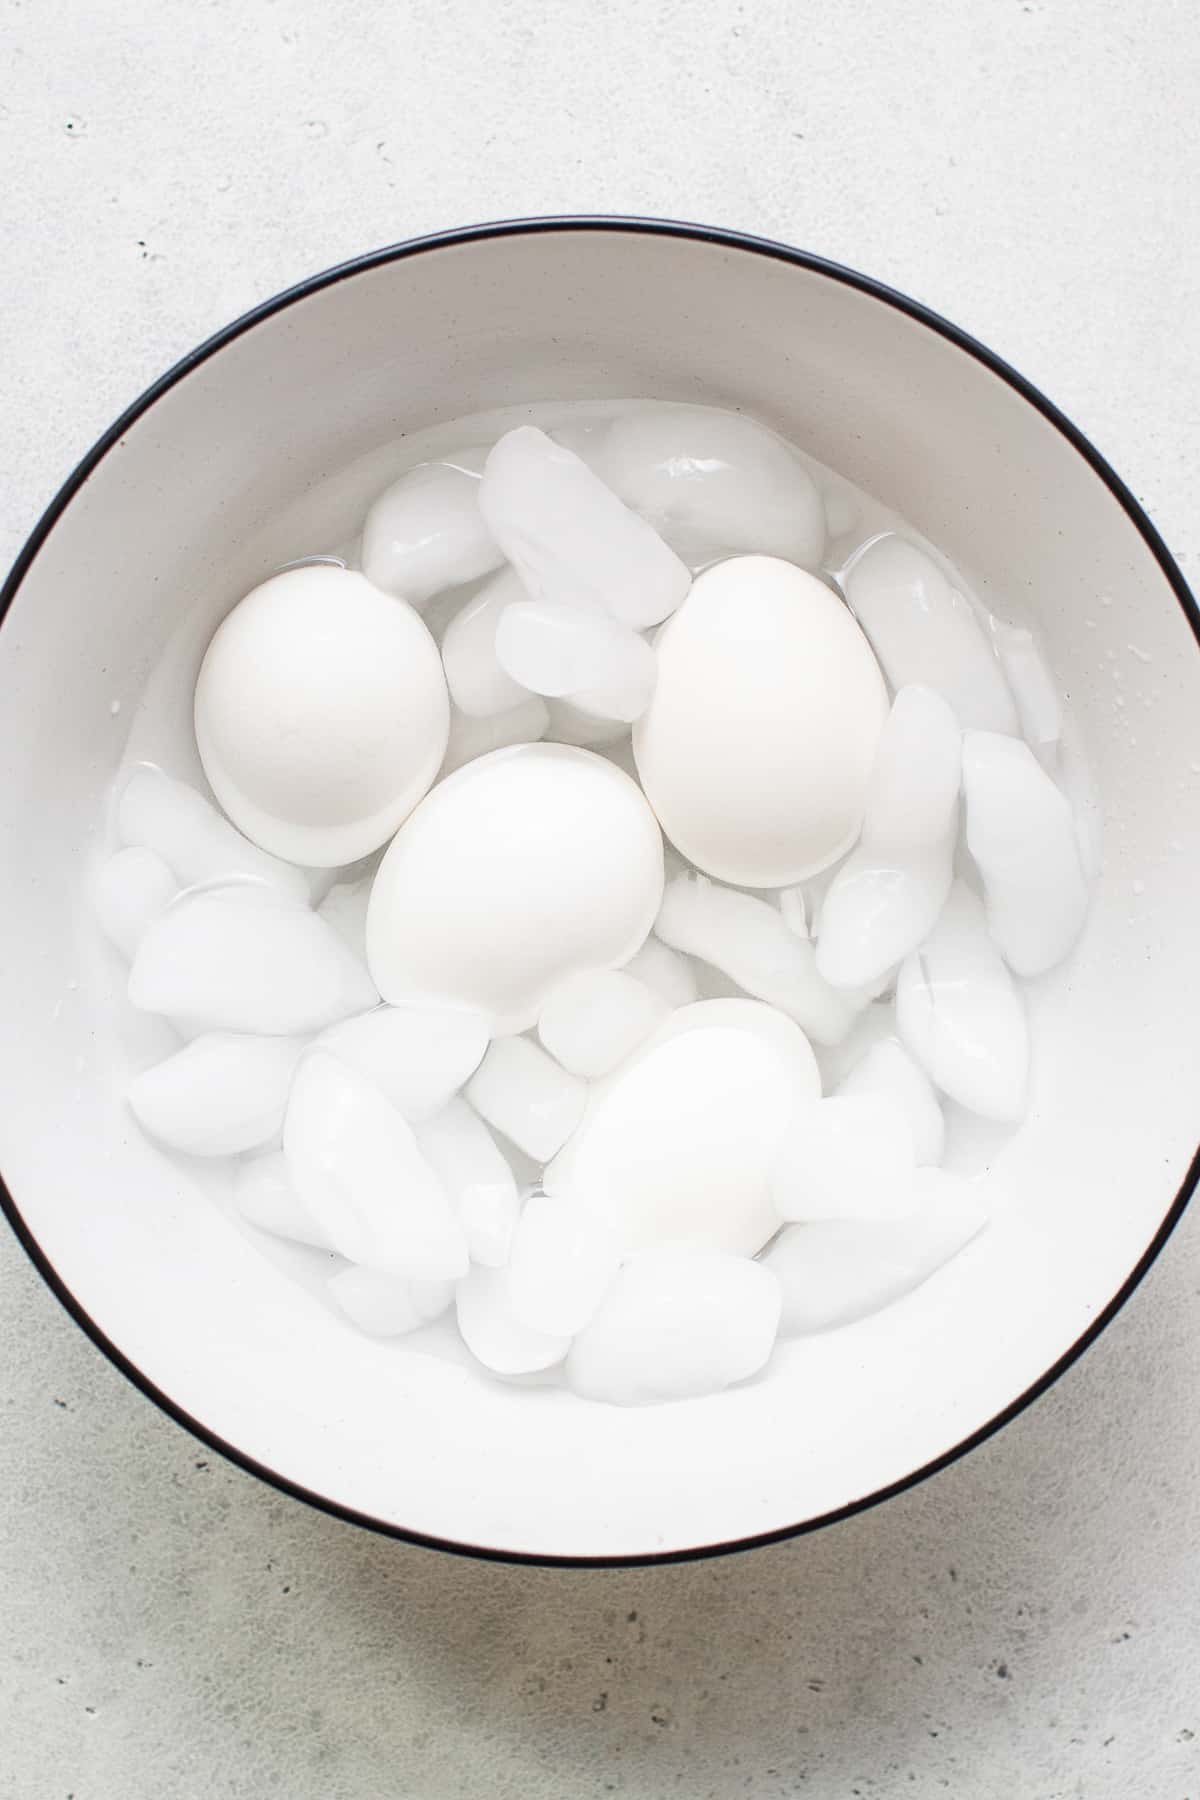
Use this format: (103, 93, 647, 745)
(2, 213, 1198, 1568)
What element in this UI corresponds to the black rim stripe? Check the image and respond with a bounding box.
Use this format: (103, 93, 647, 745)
(2, 215, 1197, 1568)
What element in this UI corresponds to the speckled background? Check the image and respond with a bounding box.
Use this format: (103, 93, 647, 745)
(2, 2, 1198, 1795)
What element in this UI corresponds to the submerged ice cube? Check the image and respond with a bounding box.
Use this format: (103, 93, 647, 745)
(896, 883, 1029, 1121)
(542, 697, 632, 749)
(455, 1261, 571, 1375)
(769, 1094, 918, 1223)
(283, 1051, 469, 1279)
(765, 1168, 988, 1333)
(440, 695, 550, 776)
(814, 851, 951, 992)
(835, 1037, 945, 1166)
(414, 1098, 521, 1268)
(843, 536, 1018, 735)
(234, 1149, 331, 1247)
(315, 873, 372, 966)
(361, 457, 503, 606)
(440, 570, 532, 717)
(118, 765, 310, 902)
(862, 685, 962, 855)
(621, 934, 699, 1008)
(129, 887, 378, 1035)
(597, 404, 826, 568)
(90, 845, 177, 959)
(565, 1247, 782, 1406)
(479, 426, 691, 629)
(507, 1191, 622, 1337)
(316, 1004, 488, 1121)
(989, 621, 1062, 756)
(961, 730, 1089, 976)
(494, 599, 657, 722)
(465, 1035, 587, 1162)
(816, 687, 960, 989)
(128, 1031, 306, 1157)
(537, 968, 666, 1079)
(328, 1264, 453, 1337)
(654, 871, 859, 1045)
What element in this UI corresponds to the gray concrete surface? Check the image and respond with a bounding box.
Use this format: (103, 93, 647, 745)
(2, 1, 1198, 1794)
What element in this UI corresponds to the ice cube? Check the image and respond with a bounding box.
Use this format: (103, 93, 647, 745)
(565, 1247, 782, 1406)
(654, 871, 860, 1045)
(863, 685, 962, 855)
(961, 730, 1089, 976)
(455, 1262, 571, 1375)
(548, 417, 611, 466)
(895, 883, 1029, 1121)
(542, 697, 632, 749)
(769, 1094, 917, 1222)
(361, 457, 503, 606)
(440, 569, 532, 717)
(814, 686, 960, 989)
(494, 600, 657, 722)
(328, 1264, 453, 1337)
(118, 765, 310, 902)
(988, 621, 1062, 756)
(537, 968, 667, 1079)
(835, 1037, 945, 1166)
(90, 846, 177, 959)
(316, 1004, 487, 1121)
(823, 486, 860, 543)
(507, 1191, 622, 1337)
(479, 426, 691, 629)
(234, 1150, 332, 1247)
(811, 998, 899, 1093)
(597, 405, 825, 568)
(315, 874, 372, 965)
(284, 1051, 468, 1279)
(843, 536, 1019, 734)
(414, 1098, 520, 1267)
(440, 695, 550, 776)
(778, 886, 809, 938)
(465, 1036, 587, 1162)
(814, 845, 953, 990)
(622, 934, 699, 1008)
(128, 1032, 306, 1157)
(129, 887, 378, 1034)
(765, 1168, 988, 1334)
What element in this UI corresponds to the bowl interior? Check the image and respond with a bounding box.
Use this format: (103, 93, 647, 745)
(2, 223, 1198, 1561)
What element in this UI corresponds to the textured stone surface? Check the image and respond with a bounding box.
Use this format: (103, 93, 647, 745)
(2, 1, 1198, 1794)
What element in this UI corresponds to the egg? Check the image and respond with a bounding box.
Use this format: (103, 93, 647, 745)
(194, 565, 449, 867)
(633, 555, 889, 887)
(365, 743, 665, 1034)
(543, 1024, 792, 1256)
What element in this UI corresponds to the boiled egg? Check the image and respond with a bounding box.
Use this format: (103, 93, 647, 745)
(633, 555, 888, 886)
(365, 743, 664, 1034)
(194, 565, 449, 867)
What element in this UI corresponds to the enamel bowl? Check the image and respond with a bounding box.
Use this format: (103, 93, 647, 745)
(1, 219, 1197, 1564)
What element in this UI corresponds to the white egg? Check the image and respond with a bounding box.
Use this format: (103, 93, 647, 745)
(366, 743, 664, 1034)
(544, 1024, 792, 1257)
(634, 556, 888, 887)
(194, 565, 449, 867)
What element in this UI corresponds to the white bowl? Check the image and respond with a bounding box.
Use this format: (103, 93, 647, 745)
(2, 219, 1198, 1565)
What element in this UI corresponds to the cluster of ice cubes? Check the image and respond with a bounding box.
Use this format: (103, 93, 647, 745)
(92, 401, 1092, 1407)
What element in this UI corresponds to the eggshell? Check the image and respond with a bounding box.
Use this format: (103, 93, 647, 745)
(633, 556, 888, 886)
(544, 1024, 792, 1256)
(195, 565, 449, 867)
(366, 743, 664, 1034)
